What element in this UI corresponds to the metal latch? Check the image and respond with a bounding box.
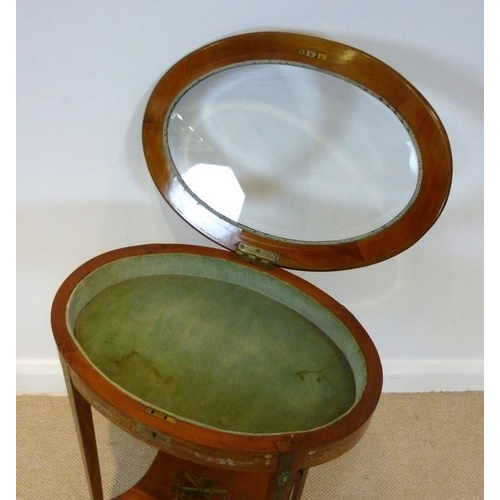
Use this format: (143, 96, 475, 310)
(145, 406, 177, 424)
(235, 242, 277, 268)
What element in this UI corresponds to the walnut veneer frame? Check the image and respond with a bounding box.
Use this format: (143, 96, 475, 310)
(143, 31, 452, 271)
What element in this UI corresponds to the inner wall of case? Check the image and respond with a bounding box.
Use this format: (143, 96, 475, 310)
(66, 252, 368, 433)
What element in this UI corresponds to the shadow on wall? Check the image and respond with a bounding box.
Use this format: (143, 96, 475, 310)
(287, 31, 482, 122)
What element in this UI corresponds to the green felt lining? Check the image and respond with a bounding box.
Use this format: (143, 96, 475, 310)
(67, 253, 367, 435)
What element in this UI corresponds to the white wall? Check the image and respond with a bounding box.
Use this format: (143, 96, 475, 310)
(17, 0, 483, 393)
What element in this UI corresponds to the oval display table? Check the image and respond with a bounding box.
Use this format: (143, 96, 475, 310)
(51, 32, 452, 499)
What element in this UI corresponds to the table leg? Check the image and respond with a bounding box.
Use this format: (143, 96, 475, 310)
(61, 358, 104, 500)
(291, 469, 309, 500)
(267, 453, 310, 500)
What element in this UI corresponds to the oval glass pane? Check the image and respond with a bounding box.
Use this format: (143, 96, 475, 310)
(167, 63, 420, 242)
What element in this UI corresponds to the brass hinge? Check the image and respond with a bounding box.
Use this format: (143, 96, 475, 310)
(235, 242, 277, 268)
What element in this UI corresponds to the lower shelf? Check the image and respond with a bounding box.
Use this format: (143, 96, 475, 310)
(113, 451, 278, 500)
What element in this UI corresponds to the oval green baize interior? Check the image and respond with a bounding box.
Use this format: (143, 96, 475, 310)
(69, 253, 364, 435)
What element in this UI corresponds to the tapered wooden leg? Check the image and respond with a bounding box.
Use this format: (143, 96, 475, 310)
(266, 453, 304, 500)
(291, 469, 309, 500)
(61, 357, 104, 500)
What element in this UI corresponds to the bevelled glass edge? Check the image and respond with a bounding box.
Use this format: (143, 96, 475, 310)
(163, 60, 423, 246)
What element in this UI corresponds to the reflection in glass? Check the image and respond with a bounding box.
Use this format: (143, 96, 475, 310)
(167, 63, 420, 243)
(182, 163, 245, 221)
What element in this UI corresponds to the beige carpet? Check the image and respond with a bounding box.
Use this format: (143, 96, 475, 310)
(17, 392, 483, 499)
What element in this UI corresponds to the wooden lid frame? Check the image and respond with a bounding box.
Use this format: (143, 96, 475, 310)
(143, 31, 452, 271)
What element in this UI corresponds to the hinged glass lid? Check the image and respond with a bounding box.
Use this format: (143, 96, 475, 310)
(143, 32, 452, 271)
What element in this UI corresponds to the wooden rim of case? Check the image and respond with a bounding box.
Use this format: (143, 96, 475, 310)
(142, 31, 452, 271)
(51, 244, 383, 470)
